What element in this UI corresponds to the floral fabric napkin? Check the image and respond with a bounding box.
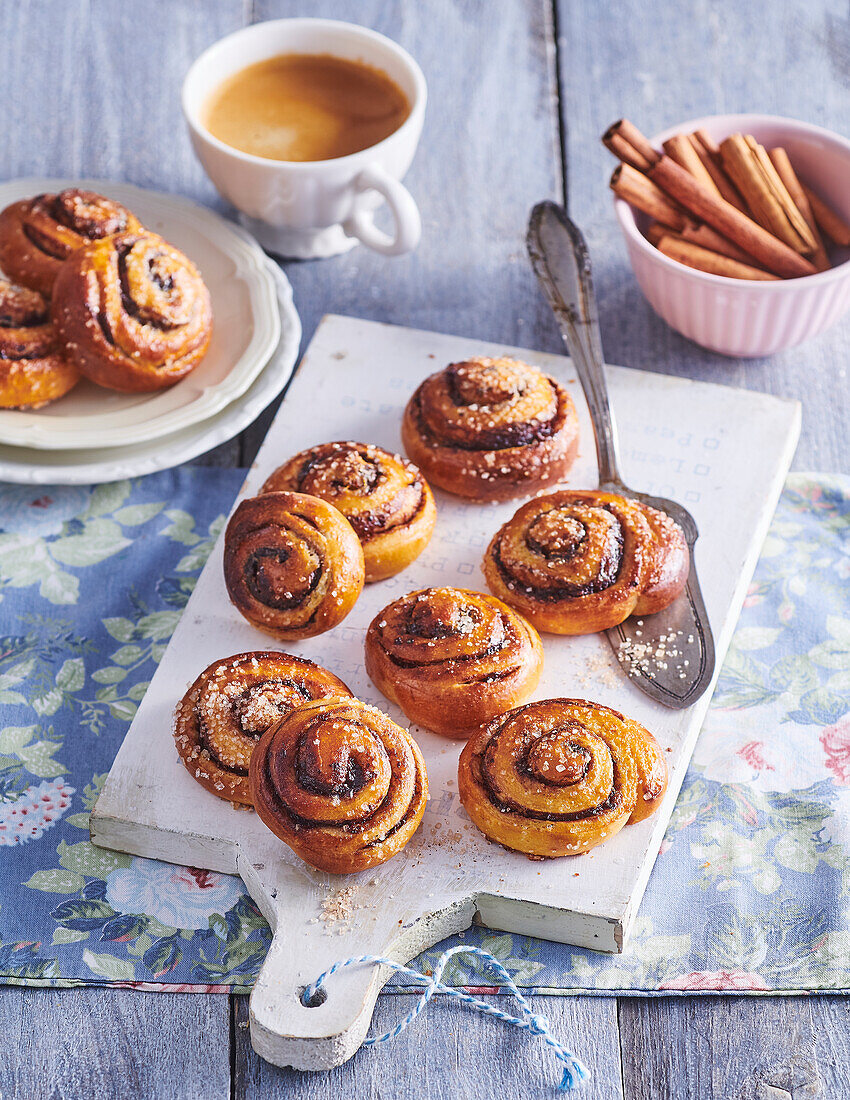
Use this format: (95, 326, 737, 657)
(0, 470, 847, 994)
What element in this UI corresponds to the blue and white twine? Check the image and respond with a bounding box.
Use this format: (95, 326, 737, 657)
(302, 944, 589, 1091)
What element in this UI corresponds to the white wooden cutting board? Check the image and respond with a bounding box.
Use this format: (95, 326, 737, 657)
(91, 314, 800, 1069)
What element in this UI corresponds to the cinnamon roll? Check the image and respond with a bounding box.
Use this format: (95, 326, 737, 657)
(0, 279, 79, 408)
(401, 356, 579, 502)
(0, 189, 142, 296)
(51, 230, 212, 392)
(174, 652, 353, 805)
(223, 492, 365, 640)
(262, 442, 436, 582)
(365, 587, 543, 738)
(483, 489, 689, 634)
(458, 698, 668, 857)
(249, 697, 428, 873)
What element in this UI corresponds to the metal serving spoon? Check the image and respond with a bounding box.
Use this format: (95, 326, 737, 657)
(527, 201, 715, 708)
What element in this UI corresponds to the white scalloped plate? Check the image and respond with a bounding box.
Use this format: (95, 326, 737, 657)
(0, 260, 300, 484)
(0, 179, 281, 450)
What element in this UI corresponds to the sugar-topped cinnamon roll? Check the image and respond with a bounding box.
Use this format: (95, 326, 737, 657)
(174, 652, 353, 805)
(458, 698, 668, 857)
(0, 279, 79, 408)
(401, 356, 579, 501)
(483, 489, 689, 634)
(0, 189, 142, 296)
(223, 491, 365, 640)
(250, 697, 428, 873)
(365, 587, 543, 738)
(262, 441, 436, 582)
(52, 230, 212, 392)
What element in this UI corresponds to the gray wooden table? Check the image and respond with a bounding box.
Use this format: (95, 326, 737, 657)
(1, 1, 848, 1096)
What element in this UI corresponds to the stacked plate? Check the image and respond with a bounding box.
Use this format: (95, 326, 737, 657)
(0, 180, 302, 485)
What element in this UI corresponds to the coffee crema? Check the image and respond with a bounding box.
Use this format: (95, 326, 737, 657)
(203, 53, 411, 163)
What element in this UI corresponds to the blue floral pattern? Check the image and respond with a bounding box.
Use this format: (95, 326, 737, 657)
(0, 470, 847, 994)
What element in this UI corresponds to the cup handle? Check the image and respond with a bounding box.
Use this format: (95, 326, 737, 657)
(343, 165, 421, 256)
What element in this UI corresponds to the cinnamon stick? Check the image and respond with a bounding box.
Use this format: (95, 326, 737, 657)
(646, 219, 763, 266)
(645, 222, 667, 247)
(692, 129, 721, 156)
(747, 137, 818, 252)
(647, 152, 816, 277)
(603, 119, 659, 171)
(767, 148, 830, 271)
(802, 185, 850, 247)
(719, 134, 815, 254)
(615, 166, 764, 266)
(610, 164, 686, 230)
(689, 132, 749, 212)
(603, 131, 652, 171)
(654, 233, 780, 281)
(662, 134, 722, 198)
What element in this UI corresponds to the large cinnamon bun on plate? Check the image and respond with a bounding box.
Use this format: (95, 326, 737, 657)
(52, 230, 212, 392)
(0, 188, 142, 296)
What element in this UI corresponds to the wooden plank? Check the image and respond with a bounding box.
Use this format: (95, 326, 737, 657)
(0, 987, 230, 1100)
(812, 998, 850, 1098)
(240, 0, 565, 463)
(555, 0, 850, 473)
(234, 993, 623, 1099)
(618, 996, 850, 1099)
(0, 0, 246, 467)
(0, 0, 240, 199)
(0, 4, 245, 1097)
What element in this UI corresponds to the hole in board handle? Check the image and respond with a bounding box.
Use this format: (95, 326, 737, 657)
(299, 985, 327, 1008)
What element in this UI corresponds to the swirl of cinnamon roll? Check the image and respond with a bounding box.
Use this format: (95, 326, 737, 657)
(401, 356, 579, 501)
(0, 189, 142, 296)
(249, 697, 429, 873)
(174, 651, 354, 805)
(483, 489, 689, 634)
(51, 230, 212, 392)
(458, 698, 668, 857)
(365, 587, 543, 738)
(262, 441, 437, 582)
(0, 278, 80, 408)
(223, 491, 365, 640)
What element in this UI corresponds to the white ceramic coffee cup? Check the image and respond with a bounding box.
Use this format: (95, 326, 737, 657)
(182, 18, 426, 259)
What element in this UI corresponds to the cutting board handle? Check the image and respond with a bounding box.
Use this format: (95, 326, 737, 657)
(238, 848, 476, 1070)
(248, 926, 385, 1070)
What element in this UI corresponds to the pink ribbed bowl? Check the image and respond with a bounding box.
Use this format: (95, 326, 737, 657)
(614, 114, 850, 357)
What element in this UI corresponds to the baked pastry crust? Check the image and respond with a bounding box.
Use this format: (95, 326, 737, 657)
(51, 230, 212, 392)
(365, 586, 543, 738)
(483, 489, 689, 634)
(458, 698, 668, 857)
(174, 651, 353, 805)
(0, 189, 142, 296)
(223, 491, 365, 640)
(0, 279, 79, 408)
(249, 697, 428, 873)
(262, 441, 436, 582)
(634, 501, 691, 616)
(401, 356, 579, 502)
